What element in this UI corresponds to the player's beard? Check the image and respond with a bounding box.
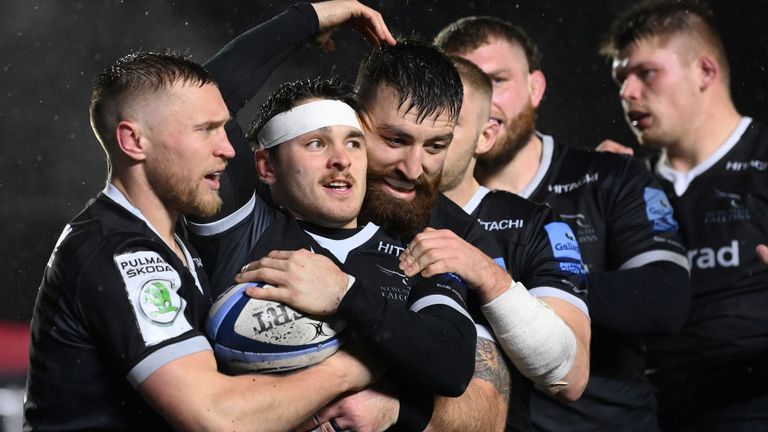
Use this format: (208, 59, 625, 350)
(475, 100, 537, 180)
(146, 161, 223, 218)
(359, 167, 440, 238)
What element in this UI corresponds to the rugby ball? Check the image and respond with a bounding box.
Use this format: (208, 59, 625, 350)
(206, 282, 345, 374)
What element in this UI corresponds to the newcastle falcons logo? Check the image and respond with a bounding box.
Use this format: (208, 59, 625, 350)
(714, 189, 743, 208)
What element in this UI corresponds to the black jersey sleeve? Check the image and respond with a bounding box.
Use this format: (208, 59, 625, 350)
(515, 201, 589, 315)
(193, 3, 320, 220)
(337, 274, 476, 397)
(588, 157, 691, 335)
(76, 235, 210, 386)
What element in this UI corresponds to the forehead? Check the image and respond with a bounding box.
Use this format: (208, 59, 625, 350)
(367, 85, 455, 132)
(461, 38, 529, 73)
(613, 36, 684, 74)
(167, 82, 228, 117)
(284, 124, 364, 144)
(137, 82, 225, 128)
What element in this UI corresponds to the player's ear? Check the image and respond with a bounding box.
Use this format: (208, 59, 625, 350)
(476, 118, 499, 156)
(697, 54, 719, 92)
(115, 120, 147, 162)
(255, 149, 277, 185)
(528, 70, 546, 109)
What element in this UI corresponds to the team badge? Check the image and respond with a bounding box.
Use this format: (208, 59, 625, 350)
(139, 279, 181, 324)
(115, 250, 192, 346)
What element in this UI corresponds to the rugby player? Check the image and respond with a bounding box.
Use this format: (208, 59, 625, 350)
(23, 51, 376, 431)
(601, 1, 768, 429)
(198, 2, 590, 429)
(397, 56, 590, 431)
(186, 3, 478, 430)
(434, 16, 691, 431)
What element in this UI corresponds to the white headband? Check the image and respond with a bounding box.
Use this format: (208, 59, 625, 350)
(257, 99, 362, 149)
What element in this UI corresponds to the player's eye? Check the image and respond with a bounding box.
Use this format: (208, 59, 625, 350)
(306, 139, 325, 149)
(346, 139, 364, 149)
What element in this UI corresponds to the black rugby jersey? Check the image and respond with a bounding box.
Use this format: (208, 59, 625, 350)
(189, 1, 476, 399)
(24, 185, 212, 431)
(647, 118, 768, 428)
(462, 186, 589, 432)
(190, 5, 478, 426)
(524, 134, 689, 431)
(187, 194, 475, 396)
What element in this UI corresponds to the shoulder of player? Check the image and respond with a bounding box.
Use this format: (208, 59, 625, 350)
(429, 193, 477, 235)
(739, 119, 768, 157)
(480, 189, 546, 219)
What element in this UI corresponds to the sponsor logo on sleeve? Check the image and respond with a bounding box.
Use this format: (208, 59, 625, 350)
(115, 250, 192, 346)
(644, 187, 679, 233)
(544, 222, 584, 269)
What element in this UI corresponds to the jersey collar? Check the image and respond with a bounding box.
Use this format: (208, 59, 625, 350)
(462, 186, 491, 215)
(103, 183, 204, 294)
(305, 222, 380, 264)
(518, 132, 554, 199)
(656, 117, 752, 196)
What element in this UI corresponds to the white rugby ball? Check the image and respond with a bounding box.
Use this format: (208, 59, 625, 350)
(206, 282, 345, 374)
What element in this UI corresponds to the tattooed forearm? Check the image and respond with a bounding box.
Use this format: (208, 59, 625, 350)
(474, 338, 511, 403)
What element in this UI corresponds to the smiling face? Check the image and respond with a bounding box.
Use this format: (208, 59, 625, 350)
(358, 85, 455, 235)
(142, 82, 234, 217)
(612, 36, 701, 149)
(259, 123, 367, 229)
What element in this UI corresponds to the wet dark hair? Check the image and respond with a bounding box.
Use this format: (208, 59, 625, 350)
(434, 16, 542, 72)
(355, 38, 463, 123)
(600, 0, 728, 79)
(246, 76, 360, 153)
(90, 50, 215, 151)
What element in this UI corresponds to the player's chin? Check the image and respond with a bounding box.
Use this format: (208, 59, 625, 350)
(192, 193, 223, 218)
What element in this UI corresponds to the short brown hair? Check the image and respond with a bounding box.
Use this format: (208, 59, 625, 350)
(601, 0, 729, 81)
(450, 56, 492, 101)
(89, 51, 215, 154)
(434, 16, 542, 72)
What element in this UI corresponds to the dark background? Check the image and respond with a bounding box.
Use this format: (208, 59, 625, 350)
(2, 0, 767, 322)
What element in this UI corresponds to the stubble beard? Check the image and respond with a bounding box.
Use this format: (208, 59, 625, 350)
(146, 160, 222, 218)
(475, 100, 537, 181)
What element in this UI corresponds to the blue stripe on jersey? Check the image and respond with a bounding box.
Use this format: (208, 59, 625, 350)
(643, 187, 679, 233)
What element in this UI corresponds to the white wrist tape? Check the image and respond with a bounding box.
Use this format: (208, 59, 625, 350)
(481, 281, 577, 390)
(257, 99, 362, 149)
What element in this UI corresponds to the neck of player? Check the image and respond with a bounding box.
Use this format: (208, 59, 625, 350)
(483, 133, 542, 195)
(665, 100, 742, 172)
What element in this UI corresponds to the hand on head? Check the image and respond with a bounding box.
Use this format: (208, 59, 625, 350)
(311, 0, 396, 51)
